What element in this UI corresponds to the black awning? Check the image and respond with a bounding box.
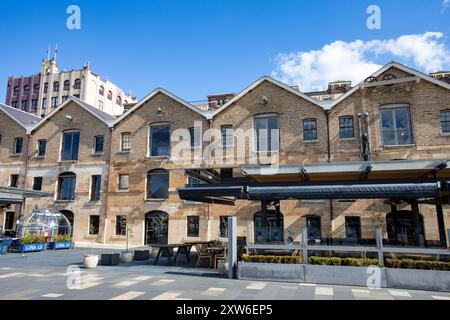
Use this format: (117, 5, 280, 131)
(247, 183, 440, 200)
(178, 186, 244, 206)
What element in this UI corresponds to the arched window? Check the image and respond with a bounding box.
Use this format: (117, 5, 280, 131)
(53, 81, 60, 92)
(99, 86, 105, 96)
(33, 84, 40, 92)
(57, 172, 77, 201)
(116, 95, 122, 106)
(63, 80, 70, 90)
(107, 91, 113, 100)
(23, 85, 30, 95)
(146, 169, 169, 200)
(13, 86, 20, 96)
(74, 79, 81, 89)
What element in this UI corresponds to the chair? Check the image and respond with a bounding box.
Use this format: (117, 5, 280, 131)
(214, 247, 228, 269)
(291, 241, 301, 257)
(195, 244, 211, 268)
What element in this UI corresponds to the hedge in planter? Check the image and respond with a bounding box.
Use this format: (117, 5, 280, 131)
(12, 235, 46, 253)
(241, 254, 301, 264)
(385, 258, 450, 271)
(309, 256, 381, 267)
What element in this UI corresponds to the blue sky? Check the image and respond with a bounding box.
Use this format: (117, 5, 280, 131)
(1, 0, 449, 102)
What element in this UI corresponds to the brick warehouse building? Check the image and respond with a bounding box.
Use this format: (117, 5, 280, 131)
(0, 61, 449, 248)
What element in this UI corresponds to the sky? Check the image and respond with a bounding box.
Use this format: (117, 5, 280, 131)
(0, 0, 450, 103)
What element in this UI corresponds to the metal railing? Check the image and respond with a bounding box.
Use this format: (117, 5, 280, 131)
(246, 227, 450, 267)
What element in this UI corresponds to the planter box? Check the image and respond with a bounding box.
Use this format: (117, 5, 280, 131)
(304, 264, 387, 288)
(386, 268, 450, 293)
(134, 250, 150, 261)
(48, 242, 73, 250)
(14, 243, 46, 253)
(0, 245, 7, 255)
(101, 253, 120, 266)
(238, 263, 305, 282)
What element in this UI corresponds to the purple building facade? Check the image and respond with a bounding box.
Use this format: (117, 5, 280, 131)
(5, 74, 41, 113)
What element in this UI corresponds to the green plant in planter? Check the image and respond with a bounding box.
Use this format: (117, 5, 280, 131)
(20, 235, 45, 245)
(52, 234, 72, 243)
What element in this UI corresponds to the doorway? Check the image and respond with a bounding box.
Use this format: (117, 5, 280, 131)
(145, 211, 169, 245)
(386, 210, 425, 246)
(254, 210, 284, 244)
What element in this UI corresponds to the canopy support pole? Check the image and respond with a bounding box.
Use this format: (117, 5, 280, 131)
(436, 200, 448, 248)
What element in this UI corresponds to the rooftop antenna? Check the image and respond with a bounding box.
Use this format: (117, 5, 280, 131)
(54, 44, 58, 61)
(47, 45, 51, 61)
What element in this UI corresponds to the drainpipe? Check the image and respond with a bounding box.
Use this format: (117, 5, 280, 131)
(365, 113, 372, 161)
(18, 133, 33, 226)
(358, 113, 364, 161)
(207, 118, 213, 241)
(324, 110, 334, 242)
(103, 127, 114, 244)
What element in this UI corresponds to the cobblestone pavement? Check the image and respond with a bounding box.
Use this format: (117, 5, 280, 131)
(0, 248, 449, 300)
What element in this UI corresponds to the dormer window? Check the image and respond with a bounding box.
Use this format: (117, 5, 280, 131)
(380, 106, 413, 146)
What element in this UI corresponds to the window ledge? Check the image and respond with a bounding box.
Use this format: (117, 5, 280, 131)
(303, 140, 319, 143)
(118, 151, 132, 155)
(55, 200, 74, 203)
(91, 153, 104, 157)
(339, 138, 357, 141)
(382, 144, 416, 149)
(86, 201, 102, 206)
(59, 160, 78, 164)
(146, 155, 170, 160)
(145, 199, 167, 202)
(440, 133, 450, 137)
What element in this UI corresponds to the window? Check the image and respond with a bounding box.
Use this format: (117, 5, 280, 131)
(150, 124, 170, 157)
(94, 136, 104, 154)
(33, 84, 40, 92)
(74, 79, 81, 89)
(189, 127, 201, 149)
(98, 100, 103, 110)
(57, 172, 76, 201)
(13, 86, 19, 96)
(345, 217, 361, 241)
(21, 100, 28, 111)
(73, 94, 80, 98)
(187, 216, 200, 237)
(254, 114, 280, 152)
(62, 96, 69, 102)
(43, 82, 48, 93)
(99, 86, 104, 96)
(147, 169, 169, 200)
(51, 97, 58, 108)
(107, 91, 113, 100)
(13, 137, 23, 155)
(339, 116, 355, 139)
(32, 177, 43, 191)
(89, 216, 100, 235)
(37, 139, 46, 157)
(303, 119, 318, 141)
(221, 125, 234, 148)
(10, 175, 19, 188)
(23, 85, 30, 95)
(31, 99, 38, 111)
(380, 106, 413, 146)
(115, 216, 127, 236)
(118, 174, 129, 190)
(121, 132, 131, 152)
(5, 212, 14, 230)
(42, 98, 47, 109)
(63, 80, 70, 90)
(219, 216, 229, 238)
(61, 131, 80, 161)
(306, 216, 321, 242)
(116, 95, 122, 106)
(53, 81, 60, 92)
(11, 101, 18, 108)
(441, 111, 450, 134)
(90, 175, 102, 202)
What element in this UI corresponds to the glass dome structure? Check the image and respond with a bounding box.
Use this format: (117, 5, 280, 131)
(18, 210, 72, 239)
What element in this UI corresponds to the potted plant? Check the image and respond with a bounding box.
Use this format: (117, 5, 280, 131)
(48, 234, 73, 250)
(120, 227, 133, 263)
(83, 226, 99, 269)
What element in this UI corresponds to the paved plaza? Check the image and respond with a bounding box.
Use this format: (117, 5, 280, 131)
(0, 248, 449, 300)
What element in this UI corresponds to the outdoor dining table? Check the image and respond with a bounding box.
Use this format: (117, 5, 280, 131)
(151, 244, 193, 265)
(206, 247, 225, 269)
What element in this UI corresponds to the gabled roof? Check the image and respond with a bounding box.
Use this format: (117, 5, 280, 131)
(211, 76, 324, 118)
(0, 103, 41, 132)
(327, 61, 450, 109)
(114, 88, 208, 126)
(31, 97, 117, 133)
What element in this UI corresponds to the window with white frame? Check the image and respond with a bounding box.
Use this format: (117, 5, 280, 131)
(254, 114, 280, 152)
(380, 106, 413, 146)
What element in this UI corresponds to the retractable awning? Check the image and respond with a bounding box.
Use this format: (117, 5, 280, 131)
(0, 192, 23, 205)
(178, 186, 244, 206)
(0, 187, 50, 205)
(247, 182, 441, 201)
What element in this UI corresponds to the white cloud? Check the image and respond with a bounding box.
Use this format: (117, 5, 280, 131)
(272, 32, 450, 92)
(444, 0, 450, 11)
